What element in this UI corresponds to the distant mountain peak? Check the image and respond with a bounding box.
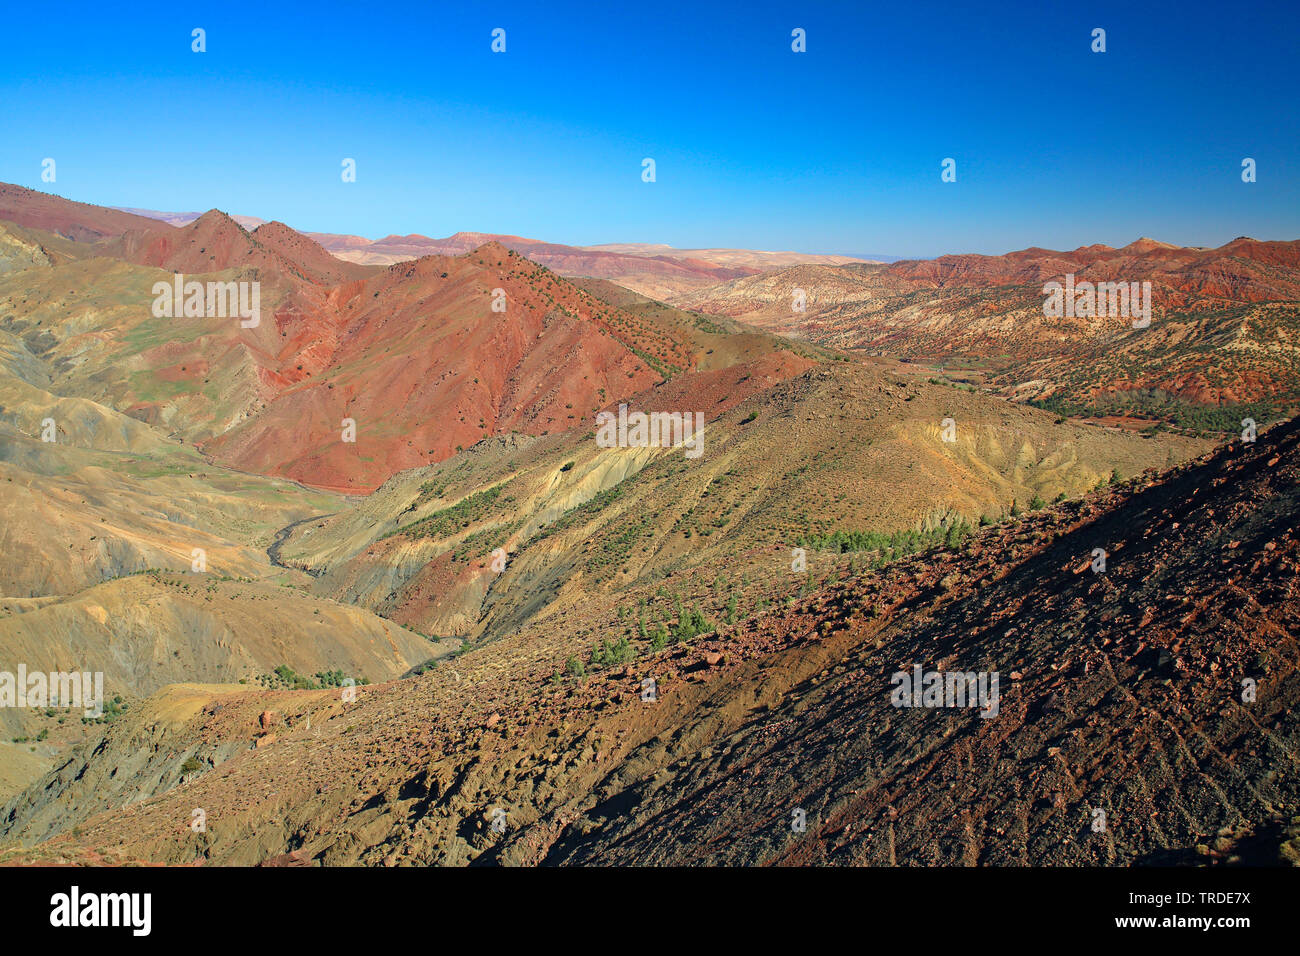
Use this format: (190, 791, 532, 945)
(190, 208, 249, 233)
(1121, 237, 1178, 253)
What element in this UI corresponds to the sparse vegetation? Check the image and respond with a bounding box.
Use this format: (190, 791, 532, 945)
(253, 666, 370, 691)
(797, 517, 974, 559)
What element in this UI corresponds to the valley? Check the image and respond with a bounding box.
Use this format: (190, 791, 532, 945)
(0, 182, 1293, 867)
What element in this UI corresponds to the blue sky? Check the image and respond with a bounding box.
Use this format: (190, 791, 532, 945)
(1, 0, 1297, 257)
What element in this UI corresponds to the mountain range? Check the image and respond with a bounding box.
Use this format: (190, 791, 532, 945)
(675, 238, 1300, 422)
(112, 204, 873, 299)
(0, 183, 1295, 868)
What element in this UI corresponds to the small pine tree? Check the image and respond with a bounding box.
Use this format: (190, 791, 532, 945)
(650, 624, 669, 651)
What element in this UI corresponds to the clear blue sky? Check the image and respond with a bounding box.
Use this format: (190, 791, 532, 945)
(2, 0, 1296, 258)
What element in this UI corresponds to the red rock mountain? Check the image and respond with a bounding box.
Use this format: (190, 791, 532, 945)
(676, 237, 1300, 414)
(0, 185, 739, 492)
(0, 182, 168, 242)
(880, 238, 1300, 301)
(203, 242, 689, 492)
(107, 210, 374, 287)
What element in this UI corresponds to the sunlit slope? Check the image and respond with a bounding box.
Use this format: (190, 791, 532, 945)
(278, 362, 1207, 639)
(0, 573, 440, 738)
(4, 416, 1287, 867)
(0, 234, 307, 445)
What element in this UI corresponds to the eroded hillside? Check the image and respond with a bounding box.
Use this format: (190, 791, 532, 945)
(675, 239, 1300, 423)
(3, 412, 1290, 866)
(276, 361, 1206, 643)
(0, 184, 1288, 868)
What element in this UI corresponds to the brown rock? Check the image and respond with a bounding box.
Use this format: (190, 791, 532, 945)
(259, 850, 312, 867)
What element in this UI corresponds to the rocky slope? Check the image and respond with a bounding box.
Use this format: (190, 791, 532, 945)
(3, 415, 1288, 867)
(199, 242, 688, 492)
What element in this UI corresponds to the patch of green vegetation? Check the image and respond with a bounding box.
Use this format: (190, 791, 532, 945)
(254, 665, 370, 691)
(127, 370, 195, 401)
(417, 479, 450, 503)
(454, 519, 522, 561)
(589, 636, 635, 669)
(1027, 392, 1279, 435)
(81, 694, 128, 725)
(616, 339, 678, 380)
(385, 483, 512, 540)
(121, 316, 213, 353)
(584, 511, 651, 575)
(670, 603, 711, 642)
(798, 516, 974, 557)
